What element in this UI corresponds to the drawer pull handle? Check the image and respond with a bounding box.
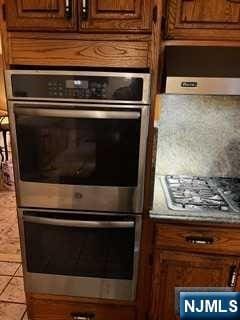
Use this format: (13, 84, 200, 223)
(81, 0, 88, 20)
(228, 266, 238, 288)
(71, 313, 95, 320)
(65, 0, 73, 19)
(185, 236, 214, 245)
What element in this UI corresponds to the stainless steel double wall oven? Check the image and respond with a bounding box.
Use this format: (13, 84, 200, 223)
(6, 70, 151, 301)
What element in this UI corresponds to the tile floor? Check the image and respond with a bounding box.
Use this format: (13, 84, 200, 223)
(0, 187, 28, 319)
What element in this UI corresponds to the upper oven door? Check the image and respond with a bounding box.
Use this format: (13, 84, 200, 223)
(9, 102, 149, 212)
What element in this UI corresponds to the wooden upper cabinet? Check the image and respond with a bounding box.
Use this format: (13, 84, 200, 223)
(5, 0, 78, 31)
(166, 0, 240, 40)
(80, 0, 152, 32)
(181, 0, 240, 24)
(5, 0, 152, 33)
(149, 250, 240, 320)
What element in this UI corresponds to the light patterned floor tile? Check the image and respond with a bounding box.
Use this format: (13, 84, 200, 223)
(0, 261, 20, 276)
(0, 277, 26, 304)
(0, 254, 22, 263)
(0, 302, 26, 320)
(0, 190, 21, 257)
(0, 276, 11, 295)
(0, 191, 16, 209)
(0, 223, 21, 256)
(15, 265, 23, 277)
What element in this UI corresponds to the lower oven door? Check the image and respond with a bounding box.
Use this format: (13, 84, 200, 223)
(9, 102, 149, 213)
(19, 209, 142, 301)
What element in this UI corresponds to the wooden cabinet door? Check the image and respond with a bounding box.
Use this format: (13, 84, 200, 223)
(167, 0, 240, 40)
(6, 0, 77, 31)
(79, 0, 152, 32)
(149, 250, 240, 320)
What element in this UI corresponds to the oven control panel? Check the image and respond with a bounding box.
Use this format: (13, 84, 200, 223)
(47, 80, 108, 99)
(9, 71, 150, 103)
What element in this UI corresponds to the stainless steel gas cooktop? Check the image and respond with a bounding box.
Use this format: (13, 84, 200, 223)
(161, 175, 240, 213)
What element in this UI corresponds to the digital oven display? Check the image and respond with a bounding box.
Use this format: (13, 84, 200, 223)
(66, 80, 89, 89)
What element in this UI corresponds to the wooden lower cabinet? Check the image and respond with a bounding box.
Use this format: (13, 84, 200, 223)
(155, 224, 240, 256)
(28, 296, 136, 320)
(149, 248, 240, 320)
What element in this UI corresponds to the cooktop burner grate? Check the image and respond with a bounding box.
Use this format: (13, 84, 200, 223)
(161, 175, 240, 213)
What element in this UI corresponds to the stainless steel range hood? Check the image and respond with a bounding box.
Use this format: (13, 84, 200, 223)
(164, 46, 240, 95)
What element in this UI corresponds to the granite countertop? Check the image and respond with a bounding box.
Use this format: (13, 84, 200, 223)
(150, 175, 240, 225)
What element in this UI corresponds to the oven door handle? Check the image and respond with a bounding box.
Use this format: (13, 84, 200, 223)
(23, 215, 134, 229)
(14, 107, 141, 120)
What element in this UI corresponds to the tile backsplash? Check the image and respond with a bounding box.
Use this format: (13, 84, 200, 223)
(156, 95, 240, 177)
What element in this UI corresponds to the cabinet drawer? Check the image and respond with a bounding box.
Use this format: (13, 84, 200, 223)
(155, 224, 240, 255)
(8, 37, 149, 68)
(29, 298, 135, 320)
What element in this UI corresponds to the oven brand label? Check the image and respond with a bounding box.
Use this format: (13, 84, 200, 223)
(180, 292, 240, 320)
(181, 81, 198, 88)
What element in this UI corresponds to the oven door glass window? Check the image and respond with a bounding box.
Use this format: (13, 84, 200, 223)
(23, 211, 136, 280)
(15, 109, 141, 187)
